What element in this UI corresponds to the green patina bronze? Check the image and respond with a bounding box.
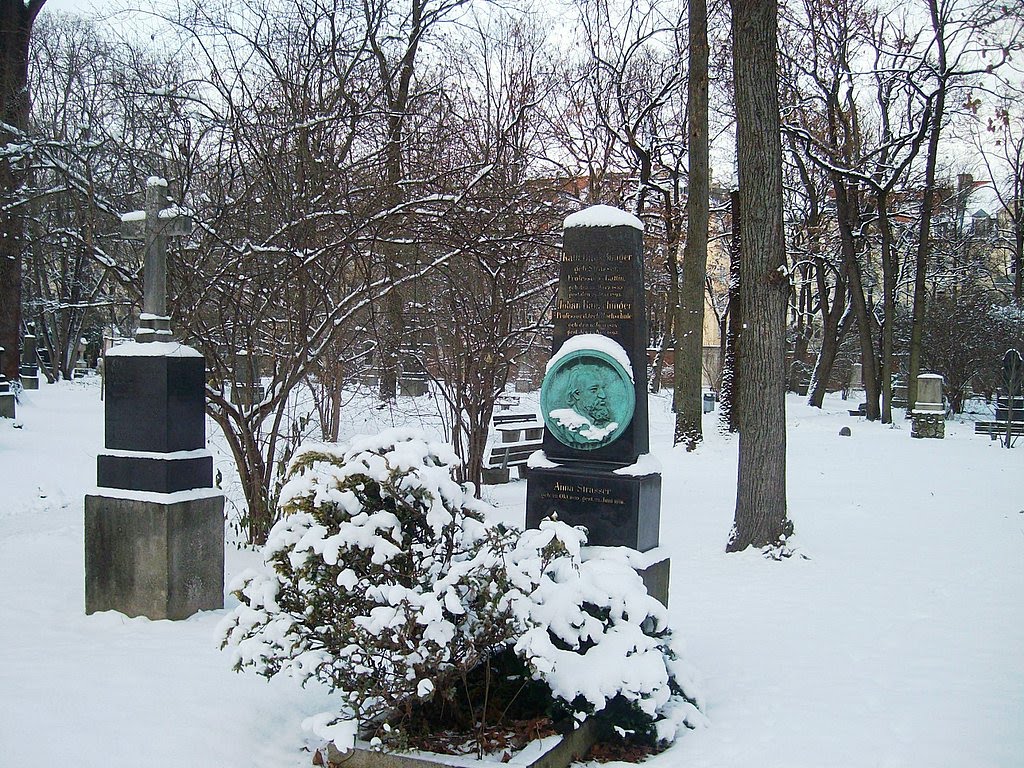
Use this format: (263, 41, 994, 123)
(540, 349, 635, 450)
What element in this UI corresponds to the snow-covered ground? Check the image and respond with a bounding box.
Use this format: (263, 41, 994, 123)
(1, 379, 1021, 767)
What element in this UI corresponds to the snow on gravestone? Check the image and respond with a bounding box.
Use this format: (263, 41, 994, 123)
(84, 178, 223, 621)
(526, 205, 668, 604)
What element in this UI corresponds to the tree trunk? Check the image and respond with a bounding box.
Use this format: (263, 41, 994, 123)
(877, 194, 895, 423)
(719, 190, 742, 433)
(907, 0, 947, 412)
(834, 178, 880, 420)
(675, 0, 710, 450)
(727, 0, 791, 552)
(0, 1, 44, 380)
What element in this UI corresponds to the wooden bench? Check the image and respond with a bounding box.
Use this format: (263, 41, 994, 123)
(483, 413, 543, 484)
(495, 394, 521, 411)
(974, 420, 1024, 440)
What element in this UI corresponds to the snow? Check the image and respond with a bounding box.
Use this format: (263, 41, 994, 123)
(564, 204, 644, 231)
(120, 210, 145, 222)
(546, 333, 634, 381)
(2, 379, 1023, 767)
(106, 341, 203, 358)
(614, 452, 663, 476)
(88, 486, 223, 504)
(147, 176, 168, 188)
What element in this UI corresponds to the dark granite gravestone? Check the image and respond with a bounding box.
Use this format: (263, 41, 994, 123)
(84, 177, 223, 620)
(526, 205, 667, 604)
(19, 324, 39, 390)
(0, 346, 14, 419)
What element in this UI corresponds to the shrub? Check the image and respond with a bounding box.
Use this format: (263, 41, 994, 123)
(218, 428, 704, 756)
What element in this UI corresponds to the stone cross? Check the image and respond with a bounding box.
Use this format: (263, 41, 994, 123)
(121, 177, 192, 341)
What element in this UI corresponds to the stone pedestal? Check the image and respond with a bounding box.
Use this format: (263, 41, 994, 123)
(85, 492, 224, 619)
(399, 375, 429, 397)
(0, 386, 14, 419)
(911, 411, 945, 439)
(910, 373, 944, 439)
(20, 326, 39, 390)
(86, 341, 224, 619)
(0, 345, 14, 419)
(527, 464, 661, 552)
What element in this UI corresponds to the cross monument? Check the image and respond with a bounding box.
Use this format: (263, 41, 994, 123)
(120, 177, 192, 340)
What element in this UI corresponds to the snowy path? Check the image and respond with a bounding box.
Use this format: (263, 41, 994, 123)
(1, 381, 1021, 767)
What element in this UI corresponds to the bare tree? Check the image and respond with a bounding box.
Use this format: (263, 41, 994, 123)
(727, 0, 792, 552)
(675, 0, 710, 449)
(0, 0, 46, 380)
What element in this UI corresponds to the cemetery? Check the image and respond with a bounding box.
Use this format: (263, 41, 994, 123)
(2, 1, 1024, 767)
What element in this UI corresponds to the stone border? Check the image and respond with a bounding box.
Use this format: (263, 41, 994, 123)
(323, 719, 599, 768)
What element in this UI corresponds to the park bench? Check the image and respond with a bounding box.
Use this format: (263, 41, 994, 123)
(483, 412, 544, 484)
(495, 394, 521, 411)
(973, 420, 1024, 439)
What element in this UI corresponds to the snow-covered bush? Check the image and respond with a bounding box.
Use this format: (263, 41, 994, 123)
(218, 428, 704, 755)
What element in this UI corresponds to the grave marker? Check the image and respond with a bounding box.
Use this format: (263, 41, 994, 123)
(910, 373, 944, 439)
(120, 177, 193, 342)
(85, 177, 223, 620)
(526, 206, 666, 603)
(20, 323, 39, 390)
(0, 346, 14, 419)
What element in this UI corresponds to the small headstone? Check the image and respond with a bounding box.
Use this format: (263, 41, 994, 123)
(72, 337, 90, 378)
(849, 362, 863, 392)
(231, 350, 265, 407)
(839, 426, 852, 437)
(85, 177, 223, 621)
(19, 323, 39, 390)
(0, 346, 15, 419)
(526, 205, 666, 604)
(911, 373, 944, 439)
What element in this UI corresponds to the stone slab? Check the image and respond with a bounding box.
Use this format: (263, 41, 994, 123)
(544, 223, 650, 465)
(97, 453, 213, 494)
(0, 391, 14, 419)
(526, 464, 661, 552)
(84, 492, 224, 620)
(104, 355, 206, 452)
(324, 718, 599, 768)
(638, 557, 670, 607)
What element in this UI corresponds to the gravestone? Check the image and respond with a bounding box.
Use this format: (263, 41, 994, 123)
(85, 177, 224, 620)
(910, 373, 944, 439)
(0, 346, 14, 419)
(232, 350, 265, 407)
(19, 323, 39, 390)
(997, 349, 1023, 422)
(526, 205, 666, 604)
(849, 362, 863, 392)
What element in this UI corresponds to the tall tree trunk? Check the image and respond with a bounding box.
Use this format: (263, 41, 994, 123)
(834, 177, 880, 420)
(0, 1, 45, 381)
(877, 195, 896, 423)
(727, 0, 791, 552)
(675, 0, 710, 450)
(807, 258, 850, 407)
(719, 190, 741, 433)
(907, 0, 947, 412)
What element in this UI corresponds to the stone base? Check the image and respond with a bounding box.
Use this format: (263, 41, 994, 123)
(20, 374, 39, 390)
(638, 556, 670, 607)
(526, 464, 661, 551)
(0, 391, 15, 419)
(85, 491, 224, 620)
(97, 452, 214, 494)
(324, 718, 599, 768)
(399, 377, 429, 397)
(911, 411, 945, 439)
(482, 466, 510, 485)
